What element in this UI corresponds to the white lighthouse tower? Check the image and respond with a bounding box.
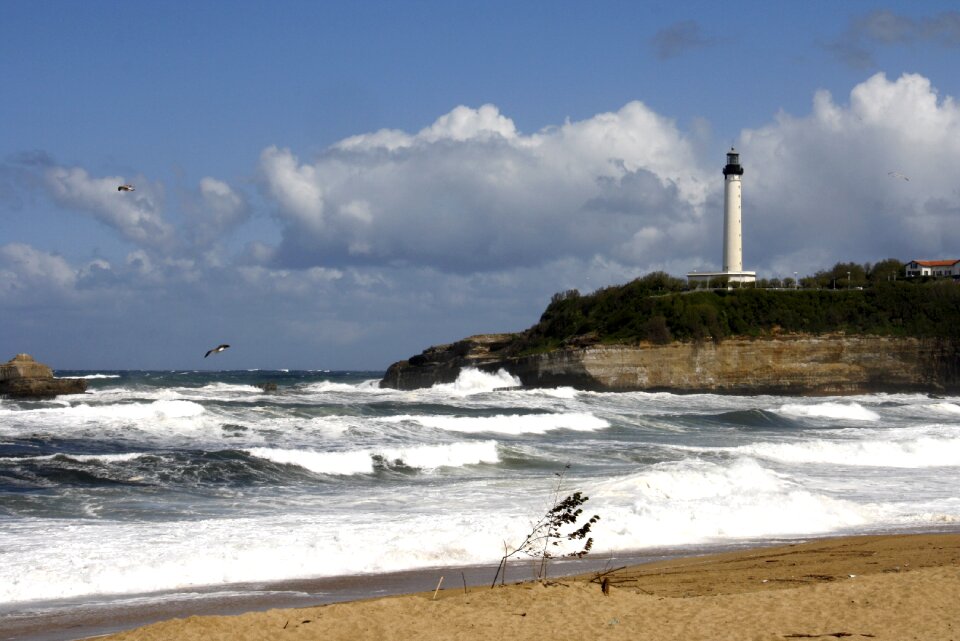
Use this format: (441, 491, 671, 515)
(687, 148, 756, 287)
(722, 148, 744, 272)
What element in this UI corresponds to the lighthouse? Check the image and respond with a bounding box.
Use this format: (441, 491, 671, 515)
(687, 148, 756, 287)
(722, 148, 744, 273)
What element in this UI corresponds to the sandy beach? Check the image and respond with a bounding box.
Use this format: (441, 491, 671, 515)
(86, 532, 960, 641)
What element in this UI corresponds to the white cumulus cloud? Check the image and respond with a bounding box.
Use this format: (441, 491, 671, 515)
(741, 72, 960, 273)
(259, 102, 710, 272)
(259, 146, 327, 231)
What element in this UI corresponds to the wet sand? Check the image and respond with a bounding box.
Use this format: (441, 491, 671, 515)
(2, 548, 674, 641)
(56, 532, 960, 641)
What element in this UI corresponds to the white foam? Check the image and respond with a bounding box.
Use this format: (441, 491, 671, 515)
(590, 458, 871, 546)
(0, 509, 534, 604)
(0, 400, 215, 444)
(922, 513, 959, 523)
(377, 440, 499, 469)
(247, 447, 374, 476)
(777, 402, 880, 421)
(65, 400, 207, 421)
(929, 402, 960, 415)
(301, 380, 392, 394)
(21, 452, 148, 464)
(1, 399, 206, 424)
(431, 368, 521, 395)
(384, 412, 609, 435)
(246, 441, 499, 475)
(72, 374, 121, 379)
(197, 383, 262, 393)
(522, 387, 580, 399)
(736, 436, 960, 468)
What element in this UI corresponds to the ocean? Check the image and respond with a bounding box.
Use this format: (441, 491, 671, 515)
(2, 367, 959, 636)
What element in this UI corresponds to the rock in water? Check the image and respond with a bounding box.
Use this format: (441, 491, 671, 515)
(0, 354, 87, 398)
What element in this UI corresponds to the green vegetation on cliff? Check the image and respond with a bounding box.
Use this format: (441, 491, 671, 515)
(514, 270, 960, 354)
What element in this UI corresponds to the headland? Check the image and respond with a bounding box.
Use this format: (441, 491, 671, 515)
(381, 277, 960, 393)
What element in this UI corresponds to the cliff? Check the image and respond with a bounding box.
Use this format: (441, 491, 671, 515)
(0, 354, 88, 398)
(380, 334, 960, 395)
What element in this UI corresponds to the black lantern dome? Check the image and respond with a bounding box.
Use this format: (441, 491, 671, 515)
(723, 147, 744, 176)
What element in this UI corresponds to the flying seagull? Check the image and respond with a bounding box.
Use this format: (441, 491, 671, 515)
(204, 344, 230, 358)
(887, 171, 910, 181)
(117, 184, 136, 192)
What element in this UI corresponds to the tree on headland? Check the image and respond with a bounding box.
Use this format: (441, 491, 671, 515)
(813, 262, 868, 289)
(867, 258, 906, 284)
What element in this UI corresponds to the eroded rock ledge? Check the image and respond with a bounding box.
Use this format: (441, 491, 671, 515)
(0, 354, 87, 398)
(380, 334, 960, 395)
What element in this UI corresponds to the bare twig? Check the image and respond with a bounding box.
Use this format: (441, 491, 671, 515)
(590, 566, 627, 583)
(491, 465, 600, 587)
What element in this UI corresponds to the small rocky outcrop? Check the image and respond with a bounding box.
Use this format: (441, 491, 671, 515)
(0, 354, 87, 398)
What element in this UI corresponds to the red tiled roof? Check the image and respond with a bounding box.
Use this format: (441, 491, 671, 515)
(911, 259, 960, 267)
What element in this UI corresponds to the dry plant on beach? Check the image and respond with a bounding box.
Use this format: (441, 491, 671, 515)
(492, 466, 600, 587)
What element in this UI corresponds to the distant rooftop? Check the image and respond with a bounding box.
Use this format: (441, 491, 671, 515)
(911, 259, 960, 267)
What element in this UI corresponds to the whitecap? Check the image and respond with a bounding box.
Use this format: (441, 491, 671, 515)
(19, 452, 149, 463)
(376, 440, 499, 470)
(736, 436, 960, 468)
(383, 412, 609, 435)
(776, 401, 880, 421)
(66, 400, 206, 421)
(246, 441, 499, 475)
(247, 447, 374, 476)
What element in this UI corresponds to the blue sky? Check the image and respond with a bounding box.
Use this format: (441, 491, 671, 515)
(3, 1, 960, 370)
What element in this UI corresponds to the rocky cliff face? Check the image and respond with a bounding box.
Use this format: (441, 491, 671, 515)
(0, 354, 87, 398)
(380, 335, 960, 395)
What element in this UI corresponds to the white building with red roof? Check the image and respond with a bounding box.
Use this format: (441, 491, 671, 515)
(905, 259, 960, 278)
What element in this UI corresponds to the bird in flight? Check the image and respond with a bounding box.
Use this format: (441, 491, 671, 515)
(204, 344, 230, 358)
(887, 171, 910, 181)
(117, 184, 136, 192)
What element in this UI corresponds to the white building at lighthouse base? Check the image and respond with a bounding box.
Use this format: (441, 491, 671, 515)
(687, 270, 756, 288)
